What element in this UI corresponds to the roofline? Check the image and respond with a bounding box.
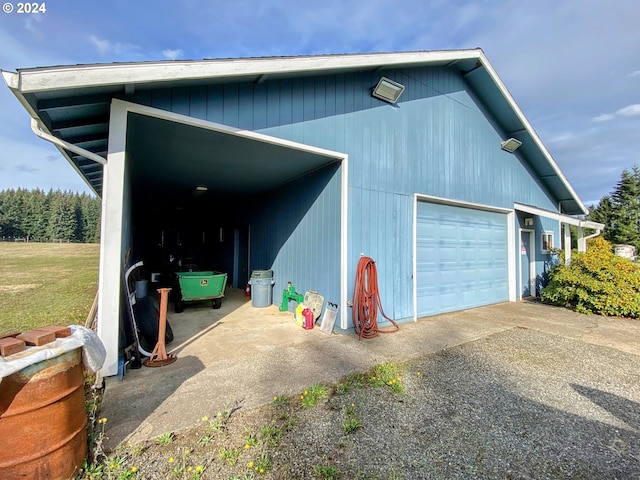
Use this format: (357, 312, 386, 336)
(2, 49, 587, 213)
(7, 49, 484, 92)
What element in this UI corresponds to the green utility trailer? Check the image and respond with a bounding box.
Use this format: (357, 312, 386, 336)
(174, 271, 227, 313)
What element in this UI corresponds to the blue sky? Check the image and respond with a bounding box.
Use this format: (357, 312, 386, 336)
(0, 0, 638, 206)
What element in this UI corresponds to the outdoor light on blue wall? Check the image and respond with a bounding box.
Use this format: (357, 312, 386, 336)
(372, 77, 405, 104)
(501, 137, 522, 153)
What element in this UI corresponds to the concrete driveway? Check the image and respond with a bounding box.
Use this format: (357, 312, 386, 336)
(100, 288, 640, 451)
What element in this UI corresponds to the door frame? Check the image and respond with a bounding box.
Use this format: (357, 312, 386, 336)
(519, 228, 536, 299)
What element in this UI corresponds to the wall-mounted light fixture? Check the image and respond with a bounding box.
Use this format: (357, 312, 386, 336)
(372, 77, 405, 104)
(192, 185, 208, 198)
(501, 138, 522, 153)
(524, 217, 534, 226)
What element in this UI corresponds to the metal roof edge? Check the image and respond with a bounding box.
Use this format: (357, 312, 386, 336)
(13, 49, 483, 93)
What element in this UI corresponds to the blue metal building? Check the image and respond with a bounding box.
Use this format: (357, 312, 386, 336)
(3, 50, 602, 377)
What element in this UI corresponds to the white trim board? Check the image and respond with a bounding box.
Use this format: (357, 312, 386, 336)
(518, 228, 536, 299)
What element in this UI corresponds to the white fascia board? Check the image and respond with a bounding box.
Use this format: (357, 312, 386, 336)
(1, 70, 19, 89)
(477, 52, 588, 216)
(514, 203, 603, 230)
(15, 50, 482, 93)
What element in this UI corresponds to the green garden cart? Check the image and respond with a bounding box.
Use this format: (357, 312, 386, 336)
(174, 271, 227, 313)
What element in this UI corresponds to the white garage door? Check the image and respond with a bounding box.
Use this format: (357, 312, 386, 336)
(416, 201, 509, 317)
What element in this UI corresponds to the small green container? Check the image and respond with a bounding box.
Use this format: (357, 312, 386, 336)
(175, 271, 227, 313)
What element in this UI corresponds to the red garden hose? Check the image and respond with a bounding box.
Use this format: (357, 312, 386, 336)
(352, 256, 399, 340)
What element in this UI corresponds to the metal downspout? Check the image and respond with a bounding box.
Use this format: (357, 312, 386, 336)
(30, 118, 107, 165)
(577, 221, 603, 252)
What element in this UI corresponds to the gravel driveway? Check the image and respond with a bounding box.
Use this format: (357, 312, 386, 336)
(273, 327, 640, 479)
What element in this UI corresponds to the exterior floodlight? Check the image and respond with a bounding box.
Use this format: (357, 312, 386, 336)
(195, 185, 208, 191)
(372, 77, 405, 104)
(501, 138, 522, 153)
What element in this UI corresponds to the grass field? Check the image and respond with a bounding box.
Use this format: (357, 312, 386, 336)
(0, 242, 100, 333)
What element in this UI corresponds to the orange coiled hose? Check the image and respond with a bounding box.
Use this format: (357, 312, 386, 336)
(352, 256, 399, 340)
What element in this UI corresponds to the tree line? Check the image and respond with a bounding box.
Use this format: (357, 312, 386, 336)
(0, 188, 101, 243)
(588, 164, 640, 252)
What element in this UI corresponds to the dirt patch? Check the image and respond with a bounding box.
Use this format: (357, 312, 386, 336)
(0, 284, 38, 294)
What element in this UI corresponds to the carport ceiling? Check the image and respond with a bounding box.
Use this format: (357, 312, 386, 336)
(127, 113, 337, 200)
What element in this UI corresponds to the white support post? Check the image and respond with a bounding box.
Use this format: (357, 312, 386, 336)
(97, 102, 128, 377)
(563, 223, 572, 265)
(577, 226, 586, 253)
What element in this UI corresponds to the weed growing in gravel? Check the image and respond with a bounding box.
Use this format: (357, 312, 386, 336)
(300, 383, 329, 408)
(244, 429, 261, 448)
(167, 447, 205, 478)
(343, 416, 362, 434)
(247, 451, 271, 475)
(219, 446, 242, 465)
(343, 402, 362, 434)
(312, 463, 340, 479)
(156, 432, 175, 445)
(273, 394, 289, 407)
(196, 434, 213, 446)
(206, 405, 234, 433)
(369, 362, 405, 393)
(260, 423, 283, 447)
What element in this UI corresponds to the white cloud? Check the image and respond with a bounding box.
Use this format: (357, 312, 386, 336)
(592, 113, 616, 122)
(89, 34, 142, 58)
(23, 14, 44, 38)
(547, 132, 577, 144)
(90, 35, 111, 55)
(162, 49, 184, 60)
(592, 104, 640, 122)
(617, 104, 640, 117)
(629, 70, 640, 77)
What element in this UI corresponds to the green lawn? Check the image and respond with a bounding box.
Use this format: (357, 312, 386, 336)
(0, 242, 100, 334)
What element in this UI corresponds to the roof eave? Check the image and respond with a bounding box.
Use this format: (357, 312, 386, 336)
(13, 49, 484, 93)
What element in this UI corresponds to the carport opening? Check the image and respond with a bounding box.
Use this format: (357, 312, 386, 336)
(124, 112, 341, 306)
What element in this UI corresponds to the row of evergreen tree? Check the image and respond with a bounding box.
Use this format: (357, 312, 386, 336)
(588, 164, 640, 252)
(0, 188, 101, 243)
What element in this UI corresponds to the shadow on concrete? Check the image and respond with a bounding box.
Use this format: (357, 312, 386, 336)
(102, 354, 205, 450)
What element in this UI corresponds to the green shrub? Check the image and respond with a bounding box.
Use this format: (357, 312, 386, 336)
(541, 237, 640, 318)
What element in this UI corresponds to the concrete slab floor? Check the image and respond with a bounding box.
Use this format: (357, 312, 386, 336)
(100, 288, 640, 451)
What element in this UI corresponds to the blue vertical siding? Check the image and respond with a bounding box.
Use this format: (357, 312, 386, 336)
(133, 64, 564, 323)
(249, 164, 342, 308)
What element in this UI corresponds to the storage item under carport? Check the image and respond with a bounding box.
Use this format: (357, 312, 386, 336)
(175, 271, 227, 313)
(249, 270, 275, 308)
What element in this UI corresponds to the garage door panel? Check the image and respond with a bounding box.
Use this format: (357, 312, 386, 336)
(417, 202, 509, 317)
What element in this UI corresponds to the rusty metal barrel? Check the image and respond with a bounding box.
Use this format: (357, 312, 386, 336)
(0, 347, 87, 480)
